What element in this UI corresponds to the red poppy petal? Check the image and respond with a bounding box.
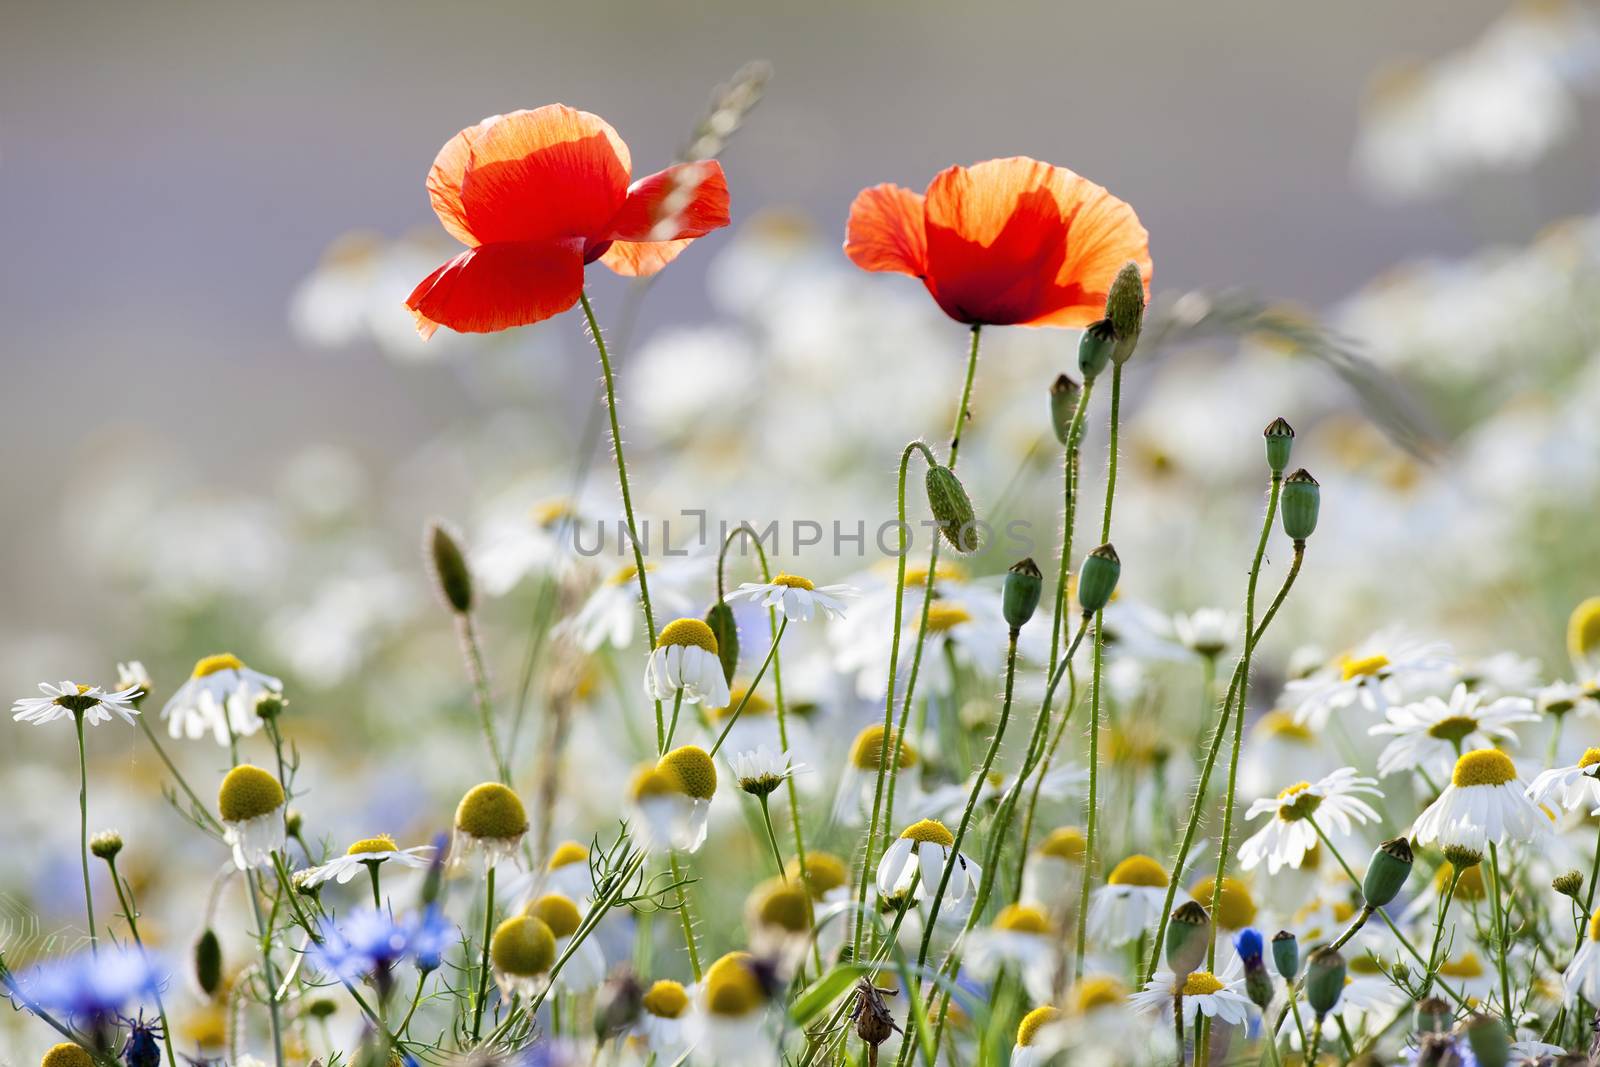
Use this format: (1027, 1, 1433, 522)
(843, 184, 927, 277)
(597, 238, 697, 278)
(457, 105, 632, 246)
(405, 240, 584, 338)
(922, 158, 1148, 327)
(605, 161, 730, 244)
(426, 121, 487, 247)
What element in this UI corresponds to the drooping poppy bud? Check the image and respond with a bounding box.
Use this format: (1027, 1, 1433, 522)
(705, 600, 740, 686)
(925, 464, 979, 554)
(426, 520, 474, 614)
(1050, 374, 1082, 445)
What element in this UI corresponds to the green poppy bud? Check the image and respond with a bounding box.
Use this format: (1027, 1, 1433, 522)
(1413, 995, 1452, 1034)
(1304, 946, 1346, 1017)
(1264, 417, 1295, 474)
(925, 464, 979, 554)
(705, 600, 740, 686)
(1271, 929, 1299, 980)
(1105, 262, 1146, 364)
(425, 520, 474, 614)
(1463, 1012, 1509, 1067)
(1280, 469, 1320, 542)
(1165, 900, 1211, 978)
(1049, 374, 1082, 446)
(1362, 837, 1414, 908)
(1078, 320, 1116, 382)
(1003, 558, 1044, 631)
(1076, 544, 1120, 614)
(193, 928, 223, 999)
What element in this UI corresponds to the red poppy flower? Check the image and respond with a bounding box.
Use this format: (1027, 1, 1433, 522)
(844, 157, 1150, 328)
(407, 105, 731, 339)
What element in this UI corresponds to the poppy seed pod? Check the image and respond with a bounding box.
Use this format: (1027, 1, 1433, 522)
(1050, 374, 1082, 446)
(1362, 837, 1414, 908)
(925, 464, 979, 554)
(1165, 900, 1211, 978)
(1078, 319, 1116, 382)
(1105, 261, 1146, 364)
(705, 600, 740, 686)
(1077, 544, 1121, 614)
(1304, 946, 1346, 1017)
(1271, 929, 1300, 981)
(1414, 995, 1452, 1034)
(425, 520, 474, 614)
(1463, 1012, 1509, 1067)
(1264, 417, 1295, 474)
(1003, 558, 1044, 631)
(1280, 469, 1320, 542)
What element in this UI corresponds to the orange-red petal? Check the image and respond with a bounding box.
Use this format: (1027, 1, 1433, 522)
(454, 106, 633, 246)
(405, 240, 584, 338)
(605, 161, 730, 244)
(427, 120, 488, 247)
(598, 238, 698, 278)
(920, 157, 1149, 327)
(843, 184, 927, 278)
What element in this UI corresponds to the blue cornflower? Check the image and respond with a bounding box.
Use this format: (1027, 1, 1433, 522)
(22, 945, 166, 1028)
(1234, 927, 1265, 966)
(308, 907, 412, 981)
(406, 904, 455, 973)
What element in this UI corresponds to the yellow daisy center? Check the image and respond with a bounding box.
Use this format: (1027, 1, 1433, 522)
(532, 499, 573, 527)
(1069, 975, 1127, 1014)
(1181, 971, 1224, 996)
(658, 745, 718, 800)
(1276, 781, 1323, 821)
(902, 562, 966, 588)
(1434, 862, 1486, 901)
(1589, 910, 1600, 943)
(193, 653, 244, 678)
(705, 952, 765, 1016)
(715, 685, 771, 720)
(789, 851, 847, 897)
(642, 979, 690, 1018)
(629, 764, 677, 801)
(1439, 952, 1484, 979)
(1569, 597, 1600, 662)
(547, 841, 588, 870)
(41, 1044, 95, 1067)
(1339, 652, 1390, 680)
(1580, 748, 1600, 770)
(1452, 749, 1516, 787)
(924, 602, 971, 634)
(217, 765, 285, 823)
(607, 563, 647, 586)
(1188, 876, 1257, 930)
(750, 880, 811, 933)
(1016, 1005, 1061, 1047)
(1257, 710, 1313, 742)
(771, 573, 815, 590)
(899, 818, 955, 847)
(490, 915, 555, 977)
(656, 618, 718, 654)
(1107, 854, 1168, 887)
(454, 782, 529, 840)
(993, 904, 1051, 935)
(849, 725, 916, 770)
(526, 894, 582, 939)
(1038, 826, 1086, 862)
(345, 835, 398, 857)
(1427, 715, 1480, 743)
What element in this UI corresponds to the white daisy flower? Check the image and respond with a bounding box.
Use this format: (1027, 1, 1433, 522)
(1527, 747, 1600, 814)
(1536, 680, 1600, 719)
(1010, 1005, 1068, 1067)
(218, 765, 287, 870)
(452, 782, 529, 872)
(1173, 608, 1239, 659)
(12, 680, 142, 727)
(526, 894, 606, 993)
(162, 653, 282, 746)
(1130, 958, 1252, 1027)
(1565, 912, 1600, 1004)
(831, 724, 917, 826)
(876, 818, 981, 910)
(637, 978, 696, 1059)
(644, 619, 731, 710)
(1238, 768, 1382, 875)
(731, 746, 805, 799)
(542, 840, 596, 902)
(1370, 684, 1537, 779)
(630, 746, 718, 853)
(116, 661, 153, 701)
(472, 497, 591, 596)
(1087, 854, 1179, 948)
(296, 834, 433, 887)
(725, 572, 857, 623)
(565, 557, 697, 652)
(1283, 630, 1455, 729)
(1240, 710, 1338, 801)
(691, 952, 777, 1067)
(1412, 748, 1549, 855)
(1021, 827, 1086, 913)
(1456, 651, 1541, 698)
(964, 904, 1061, 1003)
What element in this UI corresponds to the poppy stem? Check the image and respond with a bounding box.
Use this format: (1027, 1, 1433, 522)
(578, 288, 666, 753)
